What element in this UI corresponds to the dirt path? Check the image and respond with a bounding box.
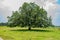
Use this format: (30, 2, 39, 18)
(0, 37, 3, 40)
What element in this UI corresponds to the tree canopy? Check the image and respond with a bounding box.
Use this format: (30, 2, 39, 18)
(7, 2, 52, 30)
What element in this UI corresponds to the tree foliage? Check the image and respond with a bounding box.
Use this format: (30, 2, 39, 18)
(7, 2, 52, 30)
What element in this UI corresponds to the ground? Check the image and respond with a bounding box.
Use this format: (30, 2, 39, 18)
(0, 26, 60, 40)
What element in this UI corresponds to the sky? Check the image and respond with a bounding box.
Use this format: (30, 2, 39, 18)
(0, 0, 60, 26)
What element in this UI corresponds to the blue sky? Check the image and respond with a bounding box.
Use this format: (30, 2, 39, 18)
(53, 0, 60, 26)
(57, 0, 60, 4)
(0, 0, 60, 26)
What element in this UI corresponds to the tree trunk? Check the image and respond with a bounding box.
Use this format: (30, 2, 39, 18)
(28, 26, 31, 30)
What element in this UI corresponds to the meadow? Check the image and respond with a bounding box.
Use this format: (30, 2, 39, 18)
(0, 26, 60, 40)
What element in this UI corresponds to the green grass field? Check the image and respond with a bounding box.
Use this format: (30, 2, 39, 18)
(0, 26, 60, 40)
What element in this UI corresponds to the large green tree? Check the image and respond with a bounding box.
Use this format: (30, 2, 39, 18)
(8, 2, 52, 30)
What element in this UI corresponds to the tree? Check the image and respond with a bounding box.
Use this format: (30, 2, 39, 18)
(8, 2, 52, 30)
(0, 22, 7, 26)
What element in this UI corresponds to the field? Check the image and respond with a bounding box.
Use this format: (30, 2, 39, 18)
(0, 26, 60, 40)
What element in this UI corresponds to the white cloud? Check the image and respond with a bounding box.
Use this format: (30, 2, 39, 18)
(2, 0, 34, 11)
(0, 0, 12, 22)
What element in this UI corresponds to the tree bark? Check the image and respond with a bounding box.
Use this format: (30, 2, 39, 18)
(28, 26, 31, 30)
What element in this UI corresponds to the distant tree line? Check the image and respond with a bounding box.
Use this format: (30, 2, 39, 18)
(7, 2, 53, 30)
(0, 23, 7, 26)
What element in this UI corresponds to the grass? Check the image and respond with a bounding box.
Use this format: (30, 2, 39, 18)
(0, 26, 60, 40)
